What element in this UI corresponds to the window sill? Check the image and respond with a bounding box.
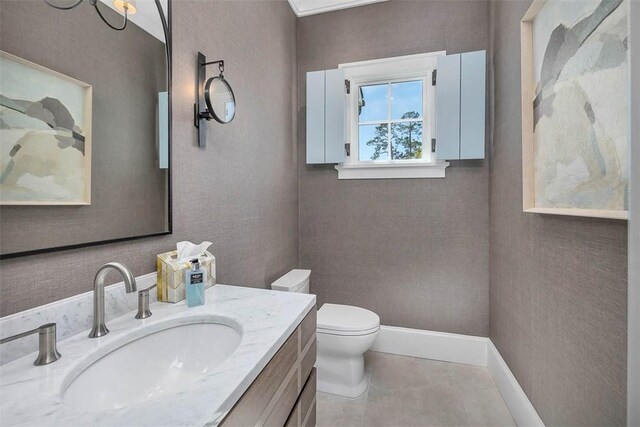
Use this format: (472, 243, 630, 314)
(334, 161, 450, 180)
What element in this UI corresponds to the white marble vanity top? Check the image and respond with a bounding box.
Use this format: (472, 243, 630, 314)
(0, 285, 316, 426)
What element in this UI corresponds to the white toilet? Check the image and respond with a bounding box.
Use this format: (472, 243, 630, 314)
(271, 269, 380, 398)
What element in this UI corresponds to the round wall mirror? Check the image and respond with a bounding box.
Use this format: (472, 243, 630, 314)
(204, 76, 236, 124)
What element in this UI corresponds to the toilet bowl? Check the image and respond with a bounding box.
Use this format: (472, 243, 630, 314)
(315, 303, 379, 397)
(271, 270, 380, 398)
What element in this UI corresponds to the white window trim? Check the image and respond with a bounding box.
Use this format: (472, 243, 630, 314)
(335, 161, 449, 179)
(335, 51, 450, 180)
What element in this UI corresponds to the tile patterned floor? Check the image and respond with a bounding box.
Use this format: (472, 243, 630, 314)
(316, 352, 516, 427)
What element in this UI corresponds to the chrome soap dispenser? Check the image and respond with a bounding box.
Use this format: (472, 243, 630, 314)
(185, 258, 206, 307)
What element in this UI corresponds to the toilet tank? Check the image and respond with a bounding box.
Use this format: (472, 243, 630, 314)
(271, 269, 310, 294)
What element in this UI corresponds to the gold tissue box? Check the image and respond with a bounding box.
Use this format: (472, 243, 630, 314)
(156, 250, 216, 303)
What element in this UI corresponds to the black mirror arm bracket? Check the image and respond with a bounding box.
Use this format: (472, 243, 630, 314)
(203, 60, 224, 76)
(194, 53, 227, 147)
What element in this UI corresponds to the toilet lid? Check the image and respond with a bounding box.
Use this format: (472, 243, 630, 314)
(317, 304, 380, 335)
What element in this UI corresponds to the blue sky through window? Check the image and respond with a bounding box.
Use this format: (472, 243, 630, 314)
(359, 84, 388, 122)
(359, 124, 388, 161)
(391, 81, 422, 119)
(358, 80, 423, 161)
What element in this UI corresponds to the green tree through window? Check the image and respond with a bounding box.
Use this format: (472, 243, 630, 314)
(366, 123, 388, 160)
(366, 111, 422, 160)
(392, 111, 422, 159)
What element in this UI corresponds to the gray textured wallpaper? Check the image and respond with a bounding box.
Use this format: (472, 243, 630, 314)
(297, 0, 491, 336)
(0, 0, 299, 316)
(0, 1, 168, 254)
(489, 1, 628, 425)
(0, 4, 629, 425)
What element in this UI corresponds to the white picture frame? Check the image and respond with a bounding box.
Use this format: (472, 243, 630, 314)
(520, 0, 629, 220)
(0, 50, 92, 205)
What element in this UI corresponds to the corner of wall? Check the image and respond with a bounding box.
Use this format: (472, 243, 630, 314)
(628, 0, 640, 424)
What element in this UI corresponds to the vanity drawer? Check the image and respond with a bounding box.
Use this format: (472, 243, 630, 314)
(303, 401, 316, 427)
(285, 368, 317, 427)
(300, 339, 316, 387)
(220, 306, 317, 427)
(299, 368, 317, 422)
(221, 331, 298, 426)
(285, 403, 299, 427)
(264, 367, 299, 427)
(300, 309, 316, 350)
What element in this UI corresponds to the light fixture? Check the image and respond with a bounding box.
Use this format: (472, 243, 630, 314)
(45, 0, 137, 31)
(194, 52, 236, 148)
(112, 0, 136, 14)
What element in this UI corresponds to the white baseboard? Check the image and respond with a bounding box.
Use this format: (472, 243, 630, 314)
(370, 325, 489, 366)
(370, 325, 544, 426)
(487, 341, 544, 427)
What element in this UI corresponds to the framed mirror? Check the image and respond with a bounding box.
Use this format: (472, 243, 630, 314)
(205, 76, 236, 124)
(0, 0, 172, 258)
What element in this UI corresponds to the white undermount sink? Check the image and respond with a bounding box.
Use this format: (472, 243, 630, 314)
(62, 318, 242, 412)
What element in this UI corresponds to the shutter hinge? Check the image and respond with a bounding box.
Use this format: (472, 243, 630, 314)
(432, 70, 437, 86)
(431, 138, 436, 153)
(345, 79, 351, 94)
(345, 143, 351, 156)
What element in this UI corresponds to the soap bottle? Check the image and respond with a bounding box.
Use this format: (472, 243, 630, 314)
(185, 258, 206, 307)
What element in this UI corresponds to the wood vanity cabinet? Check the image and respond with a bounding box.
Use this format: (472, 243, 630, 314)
(221, 307, 317, 427)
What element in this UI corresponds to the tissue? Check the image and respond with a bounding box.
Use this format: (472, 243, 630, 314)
(176, 241, 212, 265)
(157, 241, 216, 303)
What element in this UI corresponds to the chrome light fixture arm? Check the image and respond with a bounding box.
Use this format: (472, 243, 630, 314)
(44, 0, 83, 10)
(155, 0, 170, 62)
(90, 0, 129, 31)
(44, 0, 131, 31)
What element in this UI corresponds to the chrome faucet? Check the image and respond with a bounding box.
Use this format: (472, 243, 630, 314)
(0, 323, 61, 366)
(89, 262, 137, 338)
(135, 283, 157, 319)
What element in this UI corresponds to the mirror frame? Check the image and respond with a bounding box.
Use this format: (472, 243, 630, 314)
(0, 0, 173, 260)
(204, 75, 236, 124)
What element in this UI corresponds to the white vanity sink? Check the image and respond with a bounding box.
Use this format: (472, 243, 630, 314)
(1, 285, 315, 426)
(62, 319, 242, 412)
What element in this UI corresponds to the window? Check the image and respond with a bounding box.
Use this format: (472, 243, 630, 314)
(336, 52, 449, 179)
(358, 80, 425, 161)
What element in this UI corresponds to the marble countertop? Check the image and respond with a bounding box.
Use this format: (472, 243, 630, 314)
(0, 285, 316, 427)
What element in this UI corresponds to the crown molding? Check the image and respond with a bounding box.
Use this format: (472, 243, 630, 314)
(287, 0, 388, 17)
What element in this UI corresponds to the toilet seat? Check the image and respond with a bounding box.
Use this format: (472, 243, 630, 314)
(317, 303, 380, 336)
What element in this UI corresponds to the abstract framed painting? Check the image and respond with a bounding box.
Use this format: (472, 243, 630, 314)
(0, 51, 92, 205)
(521, 0, 629, 220)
